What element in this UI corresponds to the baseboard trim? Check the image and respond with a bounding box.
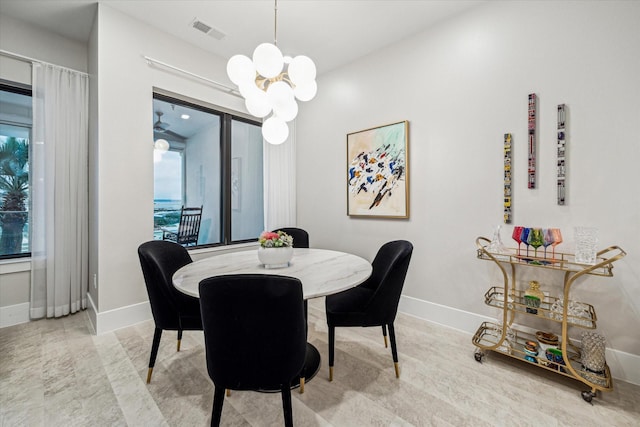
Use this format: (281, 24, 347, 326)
(398, 295, 640, 386)
(89, 295, 152, 335)
(87, 293, 98, 335)
(0, 302, 30, 328)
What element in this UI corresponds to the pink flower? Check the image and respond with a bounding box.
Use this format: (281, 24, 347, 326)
(260, 231, 280, 241)
(258, 230, 293, 248)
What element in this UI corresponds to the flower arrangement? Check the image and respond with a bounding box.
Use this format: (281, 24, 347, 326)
(259, 230, 293, 248)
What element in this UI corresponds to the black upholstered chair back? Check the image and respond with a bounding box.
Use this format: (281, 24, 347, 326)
(138, 240, 202, 383)
(274, 227, 309, 248)
(325, 240, 413, 381)
(199, 274, 307, 390)
(359, 240, 413, 324)
(138, 240, 195, 329)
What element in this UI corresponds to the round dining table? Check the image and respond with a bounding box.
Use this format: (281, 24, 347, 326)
(172, 247, 372, 390)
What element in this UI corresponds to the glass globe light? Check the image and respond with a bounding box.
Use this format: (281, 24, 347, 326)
(288, 55, 316, 85)
(262, 116, 289, 145)
(239, 80, 263, 101)
(253, 43, 284, 79)
(293, 80, 317, 102)
(245, 91, 272, 118)
(227, 54, 255, 86)
(273, 98, 298, 122)
(266, 81, 294, 110)
(154, 138, 169, 153)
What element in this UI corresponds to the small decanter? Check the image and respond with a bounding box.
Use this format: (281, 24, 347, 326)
(487, 224, 508, 254)
(524, 280, 544, 314)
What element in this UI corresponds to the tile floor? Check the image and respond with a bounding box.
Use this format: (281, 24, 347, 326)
(1, 299, 639, 426)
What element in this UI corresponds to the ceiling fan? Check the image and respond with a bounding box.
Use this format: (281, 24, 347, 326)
(154, 111, 170, 133)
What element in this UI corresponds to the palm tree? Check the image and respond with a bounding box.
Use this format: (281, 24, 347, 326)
(0, 137, 29, 256)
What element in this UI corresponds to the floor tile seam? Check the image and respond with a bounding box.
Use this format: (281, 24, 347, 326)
(388, 354, 568, 422)
(0, 337, 45, 412)
(209, 374, 336, 425)
(288, 383, 341, 426)
(311, 387, 413, 425)
(307, 336, 544, 426)
(308, 330, 428, 370)
(290, 400, 335, 427)
(392, 358, 612, 425)
(92, 332, 169, 427)
(312, 381, 419, 426)
(322, 363, 485, 425)
(217, 392, 293, 426)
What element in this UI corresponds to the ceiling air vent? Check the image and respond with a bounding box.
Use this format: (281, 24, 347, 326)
(191, 18, 226, 40)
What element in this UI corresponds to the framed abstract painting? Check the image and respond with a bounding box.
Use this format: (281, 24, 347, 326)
(347, 120, 409, 218)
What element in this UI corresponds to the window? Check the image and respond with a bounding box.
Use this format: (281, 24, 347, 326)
(0, 83, 32, 259)
(153, 91, 264, 247)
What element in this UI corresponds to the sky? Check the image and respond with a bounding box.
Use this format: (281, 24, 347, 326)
(154, 150, 182, 201)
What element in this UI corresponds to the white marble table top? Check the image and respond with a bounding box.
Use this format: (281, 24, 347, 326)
(173, 248, 372, 300)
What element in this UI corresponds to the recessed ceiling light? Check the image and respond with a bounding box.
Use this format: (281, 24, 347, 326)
(181, 114, 190, 120)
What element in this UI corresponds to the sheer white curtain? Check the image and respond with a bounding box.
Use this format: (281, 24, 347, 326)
(30, 62, 89, 319)
(263, 120, 297, 230)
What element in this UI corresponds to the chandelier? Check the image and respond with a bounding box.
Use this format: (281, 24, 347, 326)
(226, 0, 317, 145)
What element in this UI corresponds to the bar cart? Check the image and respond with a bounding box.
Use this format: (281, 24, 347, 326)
(472, 236, 626, 403)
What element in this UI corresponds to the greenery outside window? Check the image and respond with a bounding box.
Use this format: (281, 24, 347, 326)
(0, 83, 31, 259)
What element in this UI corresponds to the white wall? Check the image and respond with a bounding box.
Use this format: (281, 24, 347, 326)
(297, 0, 640, 365)
(185, 121, 221, 245)
(87, 5, 99, 319)
(0, 13, 87, 73)
(92, 4, 244, 323)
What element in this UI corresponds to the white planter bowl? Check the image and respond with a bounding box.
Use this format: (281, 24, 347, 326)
(258, 246, 293, 269)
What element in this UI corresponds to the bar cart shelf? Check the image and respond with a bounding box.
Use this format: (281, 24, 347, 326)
(472, 236, 626, 403)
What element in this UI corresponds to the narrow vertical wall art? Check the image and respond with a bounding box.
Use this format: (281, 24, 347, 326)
(504, 133, 512, 223)
(557, 104, 566, 205)
(527, 93, 537, 189)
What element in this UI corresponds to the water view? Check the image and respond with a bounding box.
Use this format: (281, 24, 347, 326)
(154, 199, 182, 239)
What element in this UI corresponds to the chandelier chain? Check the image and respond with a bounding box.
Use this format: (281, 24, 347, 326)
(274, 0, 278, 46)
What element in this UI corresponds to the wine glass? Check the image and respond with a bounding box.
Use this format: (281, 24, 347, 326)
(528, 228, 544, 259)
(542, 228, 554, 261)
(521, 227, 532, 259)
(512, 226, 524, 256)
(550, 228, 563, 261)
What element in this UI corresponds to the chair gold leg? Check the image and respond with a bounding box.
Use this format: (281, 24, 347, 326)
(394, 362, 400, 378)
(177, 339, 181, 352)
(226, 389, 231, 397)
(146, 367, 153, 384)
(299, 377, 305, 394)
(329, 366, 333, 382)
(384, 335, 388, 348)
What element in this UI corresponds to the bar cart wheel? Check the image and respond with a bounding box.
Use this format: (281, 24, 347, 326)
(581, 390, 596, 404)
(474, 350, 484, 363)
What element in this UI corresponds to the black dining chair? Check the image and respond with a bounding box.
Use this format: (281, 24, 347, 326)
(325, 240, 413, 381)
(273, 227, 309, 248)
(199, 274, 307, 427)
(137, 240, 203, 383)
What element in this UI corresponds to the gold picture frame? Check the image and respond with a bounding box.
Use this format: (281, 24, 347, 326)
(347, 121, 409, 218)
